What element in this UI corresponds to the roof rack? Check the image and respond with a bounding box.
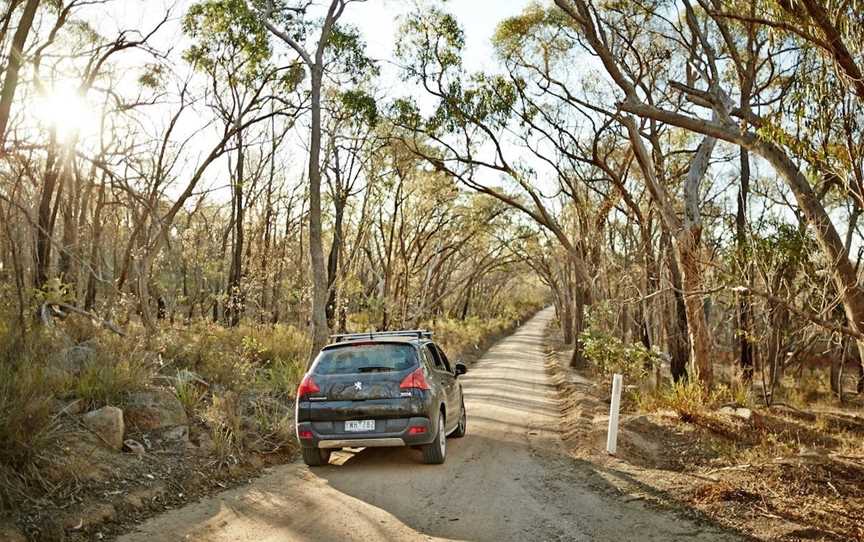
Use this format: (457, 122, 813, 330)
(329, 329, 433, 343)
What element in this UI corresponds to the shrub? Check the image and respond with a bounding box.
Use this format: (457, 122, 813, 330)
(635, 378, 745, 423)
(0, 363, 57, 470)
(257, 357, 306, 399)
(0, 326, 60, 511)
(172, 369, 208, 417)
(579, 328, 662, 380)
(202, 392, 244, 466)
(69, 350, 154, 407)
(155, 323, 309, 392)
(247, 396, 294, 451)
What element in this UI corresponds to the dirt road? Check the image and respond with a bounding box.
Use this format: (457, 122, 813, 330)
(119, 308, 742, 541)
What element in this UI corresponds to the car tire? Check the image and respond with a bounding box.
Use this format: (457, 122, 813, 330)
(302, 447, 331, 467)
(450, 400, 467, 438)
(422, 413, 446, 464)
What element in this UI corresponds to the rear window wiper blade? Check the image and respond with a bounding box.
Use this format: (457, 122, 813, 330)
(357, 366, 393, 373)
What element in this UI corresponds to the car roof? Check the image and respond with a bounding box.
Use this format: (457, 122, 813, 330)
(324, 330, 434, 349)
(323, 336, 429, 349)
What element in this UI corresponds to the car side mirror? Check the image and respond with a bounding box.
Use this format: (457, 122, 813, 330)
(454, 362, 467, 376)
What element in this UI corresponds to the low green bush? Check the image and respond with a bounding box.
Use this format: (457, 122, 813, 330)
(579, 328, 662, 380)
(155, 323, 309, 393)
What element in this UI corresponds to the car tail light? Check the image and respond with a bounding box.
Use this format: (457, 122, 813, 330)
(297, 374, 320, 399)
(298, 430, 313, 440)
(399, 367, 430, 390)
(407, 426, 427, 435)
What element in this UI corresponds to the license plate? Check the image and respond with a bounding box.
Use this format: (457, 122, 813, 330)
(345, 420, 375, 432)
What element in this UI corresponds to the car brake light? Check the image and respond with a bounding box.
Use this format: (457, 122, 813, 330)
(297, 375, 320, 399)
(298, 430, 313, 439)
(408, 426, 427, 435)
(399, 367, 430, 390)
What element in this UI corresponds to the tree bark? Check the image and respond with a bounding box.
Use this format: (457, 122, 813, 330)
(0, 0, 40, 149)
(307, 62, 330, 362)
(34, 138, 61, 289)
(84, 177, 106, 311)
(663, 230, 690, 382)
(325, 194, 344, 328)
(569, 287, 587, 368)
(736, 148, 755, 380)
(226, 126, 245, 327)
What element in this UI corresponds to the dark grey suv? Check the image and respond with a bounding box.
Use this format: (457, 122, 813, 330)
(295, 330, 467, 466)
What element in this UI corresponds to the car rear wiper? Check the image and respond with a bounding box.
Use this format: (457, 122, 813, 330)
(357, 366, 392, 373)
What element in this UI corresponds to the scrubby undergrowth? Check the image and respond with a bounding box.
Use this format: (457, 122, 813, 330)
(547, 322, 864, 542)
(0, 300, 543, 539)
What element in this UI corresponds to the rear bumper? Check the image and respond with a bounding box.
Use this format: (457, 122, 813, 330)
(297, 416, 435, 449)
(318, 438, 405, 449)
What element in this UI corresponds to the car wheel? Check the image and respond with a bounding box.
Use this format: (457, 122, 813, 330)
(302, 447, 331, 467)
(451, 401, 467, 438)
(422, 413, 446, 464)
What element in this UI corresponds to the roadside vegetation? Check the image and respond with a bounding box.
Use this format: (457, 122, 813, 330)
(2, 0, 864, 540)
(0, 2, 544, 536)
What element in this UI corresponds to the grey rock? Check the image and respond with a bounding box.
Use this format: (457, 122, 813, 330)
(81, 406, 124, 450)
(124, 389, 189, 443)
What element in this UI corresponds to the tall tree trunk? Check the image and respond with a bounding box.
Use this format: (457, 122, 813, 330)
(663, 230, 690, 382)
(83, 178, 106, 311)
(570, 287, 587, 368)
(59, 195, 74, 282)
(0, 0, 40, 149)
(736, 149, 755, 381)
(560, 283, 574, 345)
(675, 230, 713, 383)
(260, 114, 276, 322)
(136, 251, 154, 331)
(308, 63, 330, 362)
(34, 139, 60, 289)
(325, 196, 344, 328)
(641, 228, 659, 351)
(677, 123, 717, 383)
(226, 126, 244, 327)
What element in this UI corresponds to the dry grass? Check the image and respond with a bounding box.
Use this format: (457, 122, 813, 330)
(545, 320, 864, 541)
(0, 302, 541, 522)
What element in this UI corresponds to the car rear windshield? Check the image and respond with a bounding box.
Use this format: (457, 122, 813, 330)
(314, 343, 418, 375)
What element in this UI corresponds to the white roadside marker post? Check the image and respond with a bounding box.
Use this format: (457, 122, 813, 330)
(606, 373, 623, 455)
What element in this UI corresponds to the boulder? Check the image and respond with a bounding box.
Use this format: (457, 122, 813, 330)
(124, 389, 188, 443)
(734, 407, 753, 421)
(81, 406, 124, 450)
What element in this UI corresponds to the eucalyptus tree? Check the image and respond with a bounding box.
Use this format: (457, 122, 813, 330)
(0, 0, 40, 149)
(183, 0, 304, 326)
(552, 0, 864, 390)
(321, 88, 380, 330)
(354, 139, 522, 328)
(393, 8, 599, 364)
(255, 0, 372, 360)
